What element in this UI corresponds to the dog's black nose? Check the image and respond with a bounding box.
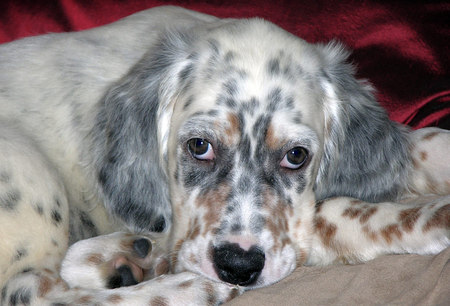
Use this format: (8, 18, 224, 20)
(212, 242, 265, 286)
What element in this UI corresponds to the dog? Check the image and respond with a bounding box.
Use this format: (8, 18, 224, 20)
(0, 6, 449, 305)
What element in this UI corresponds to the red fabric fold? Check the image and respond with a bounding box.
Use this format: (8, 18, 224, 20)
(0, 0, 448, 129)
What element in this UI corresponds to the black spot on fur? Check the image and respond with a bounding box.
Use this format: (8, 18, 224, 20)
(252, 114, 271, 140)
(9, 287, 31, 306)
(21, 267, 33, 273)
(33, 203, 44, 215)
(51, 210, 62, 225)
(55, 198, 62, 207)
(1, 286, 7, 303)
(79, 211, 98, 236)
(231, 222, 243, 233)
(226, 204, 236, 213)
(294, 174, 307, 194)
(0, 171, 10, 183)
(179, 63, 194, 82)
(207, 109, 219, 117)
(267, 87, 283, 112)
(223, 79, 238, 97)
(0, 189, 21, 210)
(208, 39, 220, 55)
(250, 215, 265, 234)
(216, 92, 237, 108)
(183, 95, 194, 110)
(240, 97, 259, 116)
(267, 58, 281, 75)
(224, 51, 235, 63)
(14, 248, 28, 262)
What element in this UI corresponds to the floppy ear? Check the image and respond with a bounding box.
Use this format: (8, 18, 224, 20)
(91, 31, 193, 232)
(314, 42, 412, 203)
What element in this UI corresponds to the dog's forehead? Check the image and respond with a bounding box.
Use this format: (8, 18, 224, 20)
(175, 21, 325, 137)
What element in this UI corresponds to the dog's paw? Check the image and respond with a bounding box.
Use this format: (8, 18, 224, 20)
(61, 232, 168, 289)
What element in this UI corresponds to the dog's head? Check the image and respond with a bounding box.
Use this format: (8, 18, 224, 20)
(94, 18, 409, 287)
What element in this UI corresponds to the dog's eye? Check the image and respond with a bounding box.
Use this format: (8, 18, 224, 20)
(187, 138, 215, 161)
(280, 147, 308, 169)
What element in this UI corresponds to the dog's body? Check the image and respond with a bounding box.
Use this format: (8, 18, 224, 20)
(0, 6, 449, 305)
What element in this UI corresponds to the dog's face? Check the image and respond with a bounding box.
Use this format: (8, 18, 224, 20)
(96, 17, 409, 288)
(164, 20, 326, 288)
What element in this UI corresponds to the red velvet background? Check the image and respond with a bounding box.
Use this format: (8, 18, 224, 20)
(1, 0, 449, 129)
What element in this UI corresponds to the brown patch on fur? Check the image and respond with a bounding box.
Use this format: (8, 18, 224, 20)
(350, 199, 363, 205)
(314, 216, 337, 247)
(342, 207, 362, 219)
(223, 112, 240, 146)
(424, 177, 442, 194)
(296, 248, 308, 267)
(265, 122, 287, 150)
(55, 277, 69, 290)
(343, 204, 377, 223)
(189, 253, 199, 265)
(381, 224, 402, 244)
(120, 238, 133, 252)
(362, 225, 378, 242)
(265, 123, 278, 150)
(422, 131, 439, 141)
(263, 190, 292, 252)
(196, 184, 230, 236)
(155, 258, 170, 276)
(419, 151, 428, 161)
(412, 157, 420, 169)
(359, 206, 378, 224)
(178, 279, 194, 289)
(150, 296, 169, 306)
(423, 204, 450, 232)
(77, 296, 93, 304)
(204, 281, 218, 305)
(85, 253, 104, 265)
(399, 207, 422, 232)
(38, 275, 53, 297)
(315, 200, 324, 213)
(226, 287, 241, 302)
(107, 294, 123, 304)
(171, 239, 184, 268)
(266, 218, 281, 245)
(281, 236, 292, 250)
(187, 217, 201, 241)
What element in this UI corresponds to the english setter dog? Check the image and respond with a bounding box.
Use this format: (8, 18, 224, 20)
(0, 6, 449, 305)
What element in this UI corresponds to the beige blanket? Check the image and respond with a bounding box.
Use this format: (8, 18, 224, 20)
(228, 248, 450, 305)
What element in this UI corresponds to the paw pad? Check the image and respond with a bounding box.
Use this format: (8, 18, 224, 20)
(107, 265, 138, 289)
(133, 238, 151, 258)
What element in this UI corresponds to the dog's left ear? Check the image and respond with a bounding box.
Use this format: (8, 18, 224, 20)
(91, 31, 193, 232)
(314, 42, 411, 203)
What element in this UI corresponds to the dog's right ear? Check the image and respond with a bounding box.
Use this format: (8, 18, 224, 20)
(91, 31, 194, 233)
